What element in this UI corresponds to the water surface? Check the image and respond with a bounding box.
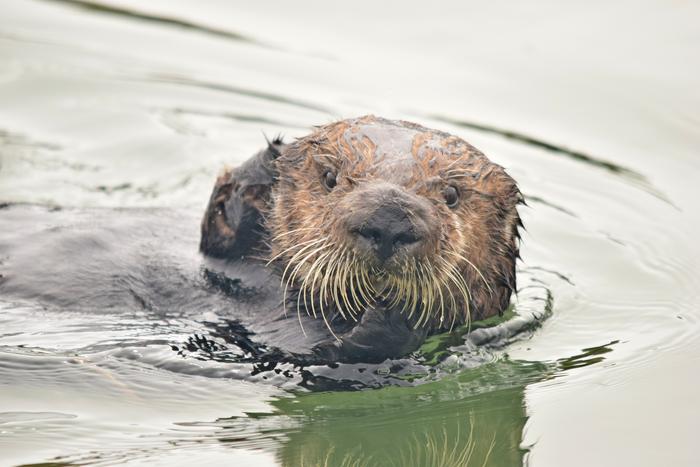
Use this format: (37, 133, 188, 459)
(1, 1, 699, 466)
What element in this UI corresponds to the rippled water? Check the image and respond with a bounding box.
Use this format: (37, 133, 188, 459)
(1, 1, 699, 466)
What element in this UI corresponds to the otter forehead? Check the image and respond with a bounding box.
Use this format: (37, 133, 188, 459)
(341, 118, 471, 163)
(342, 122, 416, 163)
(296, 115, 484, 185)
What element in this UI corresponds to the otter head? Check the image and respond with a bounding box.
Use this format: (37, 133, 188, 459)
(267, 115, 522, 331)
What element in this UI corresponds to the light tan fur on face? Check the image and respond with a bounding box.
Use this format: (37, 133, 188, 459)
(267, 116, 522, 333)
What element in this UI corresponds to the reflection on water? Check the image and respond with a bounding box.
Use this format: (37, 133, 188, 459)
(11, 360, 549, 467)
(1, 0, 699, 466)
(44, 0, 258, 44)
(557, 341, 618, 371)
(269, 361, 548, 467)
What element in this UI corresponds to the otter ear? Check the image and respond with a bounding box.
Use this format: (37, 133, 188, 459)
(200, 138, 283, 259)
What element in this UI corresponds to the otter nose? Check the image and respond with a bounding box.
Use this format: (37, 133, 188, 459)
(351, 206, 423, 262)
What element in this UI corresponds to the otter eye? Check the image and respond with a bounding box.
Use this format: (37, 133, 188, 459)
(322, 170, 337, 190)
(443, 185, 459, 208)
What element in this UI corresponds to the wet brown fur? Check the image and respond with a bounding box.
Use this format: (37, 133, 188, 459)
(202, 115, 522, 332)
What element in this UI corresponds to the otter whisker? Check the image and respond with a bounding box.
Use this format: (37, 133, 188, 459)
(394, 259, 415, 313)
(319, 306, 340, 340)
(329, 251, 349, 320)
(408, 262, 418, 319)
(319, 251, 341, 318)
(278, 238, 327, 319)
(283, 241, 328, 289)
(412, 271, 426, 325)
(267, 236, 322, 266)
(396, 272, 410, 314)
(338, 254, 361, 318)
(364, 266, 379, 296)
(316, 250, 357, 335)
(307, 250, 341, 341)
(278, 238, 326, 280)
(285, 243, 330, 318)
(441, 258, 473, 331)
(345, 254, 364, 316)
(308, 249, 333, 320)
(295, 266, 314, 330)
(354, 257, 375, 307)
(413, 261, 435, 327)
(432, 270, 446, 328)
(447, 251, 494, 296)
(439, 261, 462, 330)
(404, 258, 418, 319)
(338, 253, 358, 321)
(330, 249, 358, 321)
(417, 261, 428, 310)
(295, 304, 308, 337)
(448, 305, 458, 331)
(380, 276, 393, 304)
(386, 273, 404, 310)
(296, 249, 323, 319)
(409, 258, 421, 318)
(399, 260, 409, 316)
(418, 262, 434, 324)
(282, 243, 330, 338)
(418, 264, 445, 325)
(347, 257, 363, 314)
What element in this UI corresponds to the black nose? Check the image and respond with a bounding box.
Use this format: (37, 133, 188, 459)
(352, 206, 423, 262)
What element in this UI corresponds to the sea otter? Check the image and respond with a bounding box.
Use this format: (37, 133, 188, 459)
(0, 116, 521, 368)
(200, 115, 523, 363)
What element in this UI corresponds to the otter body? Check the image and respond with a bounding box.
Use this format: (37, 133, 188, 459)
(200, 116, 522, 362)
(0, 205, 338, 359)
(0, 116, 521, 365)
(0, 204, 429, 364)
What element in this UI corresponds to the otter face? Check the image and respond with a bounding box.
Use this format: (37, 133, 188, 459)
(268, 116, 522, 330)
